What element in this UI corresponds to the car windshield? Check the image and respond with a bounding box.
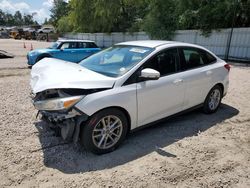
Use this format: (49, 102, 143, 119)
(49, 42, 60, 49)
(79, 45, 154, 77)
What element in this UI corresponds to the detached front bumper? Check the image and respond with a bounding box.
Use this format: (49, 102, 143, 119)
(32, 93, 87, 142)
(38, 108, 88, 142)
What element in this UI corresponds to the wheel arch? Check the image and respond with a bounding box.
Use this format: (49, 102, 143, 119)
(36, 53, 52, 62)
(80, 106, 132, 135)
(214, 83, 224, 96)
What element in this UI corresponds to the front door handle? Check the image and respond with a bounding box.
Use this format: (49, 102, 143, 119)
(173, 79, 183, 84)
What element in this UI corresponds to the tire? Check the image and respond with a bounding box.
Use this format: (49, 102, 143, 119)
(81, 108, 128, 154)
(203, 85, 222, 114)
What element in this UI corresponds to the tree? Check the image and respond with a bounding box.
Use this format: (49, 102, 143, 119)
(0, 9, 36, 26)
(143, 0, 178, 39)
(51, 0, 250, 36)
(68, 0, 148, 33)
(57, 16, 73, 33)
(23, 14, 34, 25)
(69, 0, 95, 32)
(5, 13, 15, 26)
(0, 10, 6, 25)
(50, 0, 69, 27)
(14, 11, 23, 26)
(176, 0, 250, 35)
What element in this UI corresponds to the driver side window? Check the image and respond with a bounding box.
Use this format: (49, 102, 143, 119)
(60, 42, 77, 49)
(143, 48, 180, 76)
(123, 48, 180, 86)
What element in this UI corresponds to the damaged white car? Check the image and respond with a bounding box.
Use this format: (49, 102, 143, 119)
(31, 40, 230, 154)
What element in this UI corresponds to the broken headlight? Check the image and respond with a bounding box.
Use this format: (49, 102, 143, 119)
(33, 95, 84, 111)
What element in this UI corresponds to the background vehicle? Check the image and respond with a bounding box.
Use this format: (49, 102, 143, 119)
(9, 28, 36, 40)
(27, 39, 101, 65)
(31, 40, 230, 154)
(37, 27, 55, 33)
(9, 30, 20, 39)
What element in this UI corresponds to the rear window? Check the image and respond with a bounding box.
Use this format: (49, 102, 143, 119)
(78, 42, 98, 48)
(181, 47, 216, 70)
(206, 51, 217, 63)
(86, 42, 98, 48)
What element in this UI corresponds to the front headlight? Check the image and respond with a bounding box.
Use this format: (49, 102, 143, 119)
(33, 96, 84, 111)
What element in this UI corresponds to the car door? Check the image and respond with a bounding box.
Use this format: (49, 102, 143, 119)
(178, 47, 215, 110)
(136, 48, 187, 127)
(53, 42, 79, 62)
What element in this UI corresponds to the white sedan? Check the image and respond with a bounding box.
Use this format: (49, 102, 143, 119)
(31, 40, 230, 154)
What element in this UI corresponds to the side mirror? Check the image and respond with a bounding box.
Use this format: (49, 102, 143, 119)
(140, 68, 160, 80)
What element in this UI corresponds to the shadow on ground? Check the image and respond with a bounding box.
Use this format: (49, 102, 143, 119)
(34, 103, 239, 174)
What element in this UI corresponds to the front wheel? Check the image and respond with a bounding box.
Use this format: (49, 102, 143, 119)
(80, 108, 128, 154)
(203, 85, 222, 114)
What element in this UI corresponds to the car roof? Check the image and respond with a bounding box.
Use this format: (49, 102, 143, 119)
(116, 40, 205, 49)
(58, 39, 95, 43)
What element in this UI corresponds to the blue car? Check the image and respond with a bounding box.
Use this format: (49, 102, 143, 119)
(27, 39, 101, 65)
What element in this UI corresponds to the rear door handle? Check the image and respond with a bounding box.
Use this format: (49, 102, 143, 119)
(173, 79, 183, 84)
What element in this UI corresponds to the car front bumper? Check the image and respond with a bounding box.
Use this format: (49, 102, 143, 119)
(27, 54, 37, 65)
(38, 108, 89, 142)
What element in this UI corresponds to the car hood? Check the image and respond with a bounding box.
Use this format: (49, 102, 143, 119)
(30, 58, 116, 93)
(29, 48, 55, 54)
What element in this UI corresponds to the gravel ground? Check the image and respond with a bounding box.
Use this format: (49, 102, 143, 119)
(0, 39, 249, 188)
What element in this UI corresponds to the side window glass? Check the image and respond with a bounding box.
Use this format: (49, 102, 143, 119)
(143, 55, 160, 72)
(206, 51, 217, 64)
(143, 48, 179, 76)
(69, 42, 77, 49)
(86, 42, 98, 48)
(183, 48, 205, 69)
(60, 42, 70, 49)
(78, 42, 87, 48)
(157, 48, 179, 75)
(61, 42, 77, 49)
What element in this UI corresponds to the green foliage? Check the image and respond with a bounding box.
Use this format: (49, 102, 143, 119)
(0, 10, 37, 26)
(57, 16, 73, 33)
(68, 0, 148, 33)
(50, 0, 250, 38)
(177, 0, 250, 35)
(143, 0, 178, 39)
(50, 0, 69, 27)
(1, 0, 250, 38)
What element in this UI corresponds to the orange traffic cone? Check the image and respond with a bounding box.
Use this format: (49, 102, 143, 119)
(23, 42, 26, 48)
(30, 43, 33, 51)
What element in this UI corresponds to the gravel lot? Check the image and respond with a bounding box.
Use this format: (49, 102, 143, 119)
(0, 39, 249, 188)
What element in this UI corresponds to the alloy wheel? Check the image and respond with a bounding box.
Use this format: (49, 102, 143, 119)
(208, 89, 221, 110)
(92, 115, 123, 149)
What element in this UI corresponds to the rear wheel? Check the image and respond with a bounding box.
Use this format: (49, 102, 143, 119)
(203, 85, 222, 114)
(81, 108, 128, 154)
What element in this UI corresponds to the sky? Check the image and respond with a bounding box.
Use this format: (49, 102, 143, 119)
(0, 0, 56, 24)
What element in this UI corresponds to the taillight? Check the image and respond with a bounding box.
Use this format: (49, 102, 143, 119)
(224, 64, 231, 72)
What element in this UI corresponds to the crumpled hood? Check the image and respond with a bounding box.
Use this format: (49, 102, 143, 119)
(30, 58, 116, 93)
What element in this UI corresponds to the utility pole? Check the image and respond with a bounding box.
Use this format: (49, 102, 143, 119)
(225, 0, 239, 61)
